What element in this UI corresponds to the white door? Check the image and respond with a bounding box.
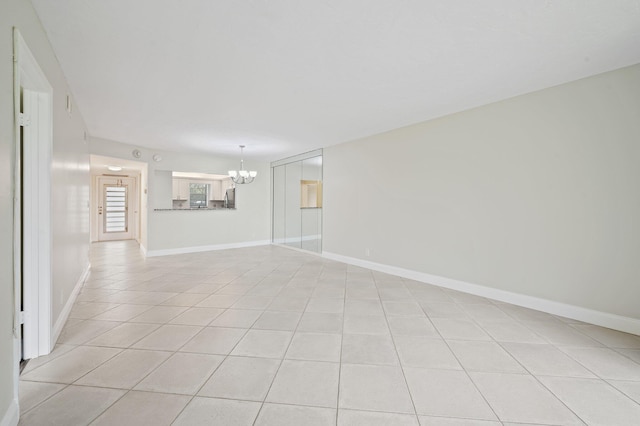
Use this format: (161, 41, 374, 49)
(97, 176, 135, 241)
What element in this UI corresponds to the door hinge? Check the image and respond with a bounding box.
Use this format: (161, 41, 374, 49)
(18, 112, 31, 127)
(18, 311, 25, 324)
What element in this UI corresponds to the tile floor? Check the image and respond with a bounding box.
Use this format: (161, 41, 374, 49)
(18, 241, 640, 425)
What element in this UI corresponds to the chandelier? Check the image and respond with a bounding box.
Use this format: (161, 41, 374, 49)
(228, 145, 257, 184)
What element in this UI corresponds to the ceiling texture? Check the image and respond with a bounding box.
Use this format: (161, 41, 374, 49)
(31, 0, 640, 161)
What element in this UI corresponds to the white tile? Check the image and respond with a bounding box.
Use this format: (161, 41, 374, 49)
(502, 342, 596, 377)
(91, 390, 190, 426)
(75, 349, 171, 388)
(266, 359, 340, 408)
(173, 397, 261, 426)
(68, 302, 120, 319)
(383, 300, 425, 317)
(342, 333, 399, 365)
(231, 329, 293, 358)
(469, 372, 582, 424)
(394, 336, 461, 369)
(232, 296, 274, 310)
(286, 332, 342, 362)
(480, 321, 546, 343)
(57, 319, 122, 344)
(85, 322, 160, 348)
(160, 292, 209, 307)
(253, 310, 302, 331)
(345, 299, 384, 316)
(209, 309, 262, 328)
(131, 324, 202, 351)
(19, 381, 66, 414)
(431, 318, 491, 341)
(196, 293, 243, 308)
(559, 346, 640, 380)
(404, 368, 496, 420)
(306, 297, 344, 313)
(19, 385, 124, 426)
(540, 376, 640, 426)
(297, 312, 343, 333)
(168, 307, 225, 325)
(135, 352, 224, 394)
(179, 326, 247, 354)
(419, 416, 500, 425)
(128, 305, 188, 323)
(343, 315, 389, 335)
(572, 324, 640, 349)
(339, 409, 419, 426)
(268, 296, 309, 312)
(609, 380, 640, 404)
(388, 317, 439, 337)
(92, 304, 153, 322)
(448, 341, 525, 374)
(21, 346, 122, 384)
(521, 320, 601, 347)
(199, 356, 279, 401)
(339, 364, 414, 414)
(420, 302, 469, 319)
(256, 404, 336, 426)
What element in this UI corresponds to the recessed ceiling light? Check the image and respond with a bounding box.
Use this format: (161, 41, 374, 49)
(107, 166, 123, 171)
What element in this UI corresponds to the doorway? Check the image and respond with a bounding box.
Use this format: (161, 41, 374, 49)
(96, 176, 136, 241)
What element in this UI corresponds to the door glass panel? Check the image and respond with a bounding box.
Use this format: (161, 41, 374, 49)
(104, 186, 127, 233)
(272, 165, 286, 244)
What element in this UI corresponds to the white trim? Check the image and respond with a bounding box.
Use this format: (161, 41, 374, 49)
(145, 240, 271, 257)
(322, 251, 640, 336)
(0, 399, 18, 426)
(51, 264, 90, 345)
(139, 244, 148, 256)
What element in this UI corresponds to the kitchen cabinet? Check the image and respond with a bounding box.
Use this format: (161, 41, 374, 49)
(172, 179, 190, 200)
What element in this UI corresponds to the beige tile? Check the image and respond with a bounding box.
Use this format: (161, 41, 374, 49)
(448, 341, 525, 374)
(129, 305, 188, 323)
(470, 372, 582, 424)
(92, 304, 153, 321)
(85, 322, 161, 348)
(91, 390, 190, 426)
(21, 346, 122, 384)
(501, 342, 596, 377)
(420, 302, 469, 319)
(256, 404, 336, 426)
(540, 376, 640, 426)
(339, 409, 419, 426)
(394, 336, 461, 369)
(342, 333, 399, 366)
(231, 296, 274, 310)
(266, 360, 340, 408)
(231, 329, 293, 358)
(68, 302, 120, 319)
(253, 310, 302, 331)
(173, 397, 261, 426)
(480, 322, 546, 343)
(382, 300, 425, 317)
(345, 299, 384, 316)
(131, 324, 202, 351)
(75, 349, 170, 388)
(169, 307, 225, 325)
(268, 296, 309, 312)
(179, 326, 247, 354)
(297, 312, 343, 333)
(21, 344, 76, 374)
(129, 291, 178, 305)
(135, 352, 224, 394)
(339, 364, 414, 414)
(286, 332, 342, 362)
(19, 381, 66, 414)
(199, 356, 280, 401)
(520, 321, 602, 347)
(609, 380, 640, 404)
(209, 309, 262, 328)
(405, 368, 496, 420)
(19, 385, 124, 426)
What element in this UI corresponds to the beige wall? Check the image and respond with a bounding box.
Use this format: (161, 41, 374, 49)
(324, 64, 640, 321)
(1, 0, 91, 423)
(90, 137, 271, 253)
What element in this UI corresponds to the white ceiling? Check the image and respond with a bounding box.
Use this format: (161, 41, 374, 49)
(32, 0, 640, 161)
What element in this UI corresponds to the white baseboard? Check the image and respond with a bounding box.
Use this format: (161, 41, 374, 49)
(323, 251, 640, 336)
(145, 240, 271, 257)
(0, 399, 18, 426)
(139, 244, 147, 256)
(51, 263, 91, 346)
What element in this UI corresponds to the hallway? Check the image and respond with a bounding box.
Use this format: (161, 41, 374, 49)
(18, 241, 640, 425)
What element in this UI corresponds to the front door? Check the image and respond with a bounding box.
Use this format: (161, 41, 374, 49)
(97, 176, 135, 241)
